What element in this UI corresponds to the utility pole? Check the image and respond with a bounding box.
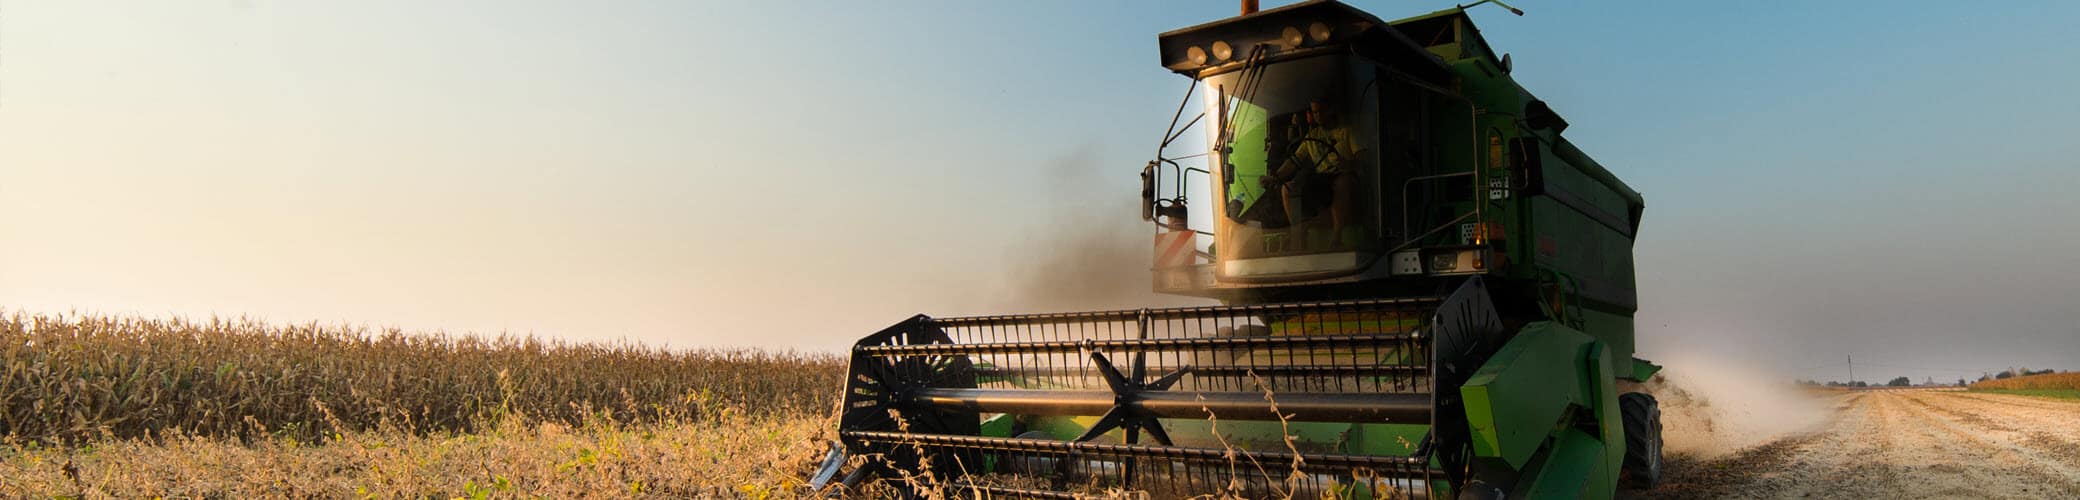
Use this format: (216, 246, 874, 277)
(1847, 355, 1855, 386)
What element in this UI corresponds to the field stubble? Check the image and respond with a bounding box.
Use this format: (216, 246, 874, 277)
(1644, 390, 2080, 499)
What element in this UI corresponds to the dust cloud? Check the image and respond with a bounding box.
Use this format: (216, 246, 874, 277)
(1645, 351, 1833, 458)
(986, 149, 1213, 314)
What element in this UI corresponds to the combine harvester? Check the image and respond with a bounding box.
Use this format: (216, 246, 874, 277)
(813, 1, 1660, 497)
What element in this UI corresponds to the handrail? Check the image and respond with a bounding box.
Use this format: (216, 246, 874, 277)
(1394, 171, 1477, 253)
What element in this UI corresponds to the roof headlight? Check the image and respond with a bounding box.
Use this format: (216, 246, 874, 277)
(1187, 46, 1209, 65)
(1210, 40, 1234, 62)
(1281, 26, 1306, 47)
(1308, 22, 1333, 43)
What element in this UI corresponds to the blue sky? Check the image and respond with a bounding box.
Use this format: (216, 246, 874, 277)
(3, 1, 2076, 383)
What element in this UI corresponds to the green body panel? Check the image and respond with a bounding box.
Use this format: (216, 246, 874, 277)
(1385, 10, 1645, 329)
(1025, 415, 1098, 442)
(981, 413, 1016, 437)
(1459, 321, 1627, 498)
(1574, 307, 1636, 373)
(1551, 138, 1646, 210)
(1583, 339, 1624, 498)
(978, 413, 1016, 472)
(1458, 322, 1592, 468)
(1630, 357, 1663, 382)
(1512, 430, 1607, 499)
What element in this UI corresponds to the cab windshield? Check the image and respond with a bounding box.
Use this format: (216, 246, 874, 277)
(1205, 55, 1381, 276)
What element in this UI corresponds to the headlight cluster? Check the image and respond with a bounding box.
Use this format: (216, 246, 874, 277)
(1184, 21, 1337, 68)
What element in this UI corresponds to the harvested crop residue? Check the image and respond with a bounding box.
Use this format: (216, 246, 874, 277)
(1635, 390, 2080, 499)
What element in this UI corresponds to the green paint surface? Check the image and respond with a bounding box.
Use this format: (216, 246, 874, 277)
(1460, 322, 1593, 468)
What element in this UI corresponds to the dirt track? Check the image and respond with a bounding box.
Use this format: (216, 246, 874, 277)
(1643, 390, 2080, 499)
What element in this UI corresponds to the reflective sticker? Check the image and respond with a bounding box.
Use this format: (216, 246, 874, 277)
(1153, 231, 1196, 269)
(1488, 135, 1505, 169)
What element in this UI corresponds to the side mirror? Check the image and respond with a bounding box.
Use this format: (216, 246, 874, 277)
(1508, 138, 1544, 195)
(1500, 53, 1513, 74)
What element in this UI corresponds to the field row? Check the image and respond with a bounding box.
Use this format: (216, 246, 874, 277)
(1969, 371, 2080, 391)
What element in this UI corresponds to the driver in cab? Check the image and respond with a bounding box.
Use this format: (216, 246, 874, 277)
(1260, 99, 1360, 250)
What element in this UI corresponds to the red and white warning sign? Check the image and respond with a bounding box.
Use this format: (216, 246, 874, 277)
(1153, 231, 1197, 269)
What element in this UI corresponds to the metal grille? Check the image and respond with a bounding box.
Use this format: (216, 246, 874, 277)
(840, 296, 1453, 498)
(860, 297, 1439, 395)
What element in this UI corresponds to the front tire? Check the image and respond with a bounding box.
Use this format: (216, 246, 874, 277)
(1619, 392, 1663, 488)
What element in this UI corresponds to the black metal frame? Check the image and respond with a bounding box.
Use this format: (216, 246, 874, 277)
(835, 279, 1506, 498)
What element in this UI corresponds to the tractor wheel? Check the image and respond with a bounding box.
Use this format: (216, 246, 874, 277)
(1619, 392, 1663, 488)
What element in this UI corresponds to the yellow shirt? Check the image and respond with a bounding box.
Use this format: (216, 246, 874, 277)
(1289, 126, 1356, 175)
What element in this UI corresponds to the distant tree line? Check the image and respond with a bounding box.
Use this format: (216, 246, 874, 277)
(1799, 379, 1872, 388)
(1801, 378, 1926, 387)
(1795, 367, 2068, 388)
(1981, 367, 2061, 381)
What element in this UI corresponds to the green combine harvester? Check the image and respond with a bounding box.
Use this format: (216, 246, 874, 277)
(811, 1, 1661, 497)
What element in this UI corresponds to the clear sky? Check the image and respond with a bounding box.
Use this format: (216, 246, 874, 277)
(3, 1, 2076, 383)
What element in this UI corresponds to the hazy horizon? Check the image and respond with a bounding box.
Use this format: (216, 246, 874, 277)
(5, 1, 2077, 384)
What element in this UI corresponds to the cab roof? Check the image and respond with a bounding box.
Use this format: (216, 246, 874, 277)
(1388, 8, 1503, 64)
(1155, 0, 1452, 81)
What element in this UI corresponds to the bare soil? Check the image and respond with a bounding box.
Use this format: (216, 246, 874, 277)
(1639, 390, 2080, 499)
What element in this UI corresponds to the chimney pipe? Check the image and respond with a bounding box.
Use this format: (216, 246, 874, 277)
(1241, 0, 1258, 15)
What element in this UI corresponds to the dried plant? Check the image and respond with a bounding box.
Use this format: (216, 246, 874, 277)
(1971, 371, 2080, 391)
(0, 310, 842, 444)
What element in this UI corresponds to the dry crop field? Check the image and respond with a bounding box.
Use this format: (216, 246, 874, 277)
(1641, 389, 2080, 499)
(1969, 372, 2080, 399)
(0, 311, 846, 497)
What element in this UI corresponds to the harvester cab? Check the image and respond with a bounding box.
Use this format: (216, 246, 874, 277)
(816, 1, 1662, 498)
